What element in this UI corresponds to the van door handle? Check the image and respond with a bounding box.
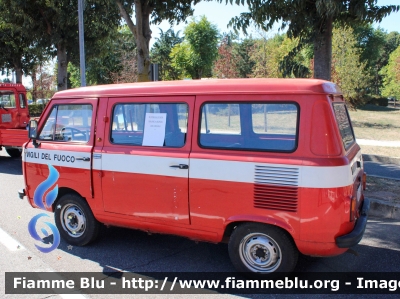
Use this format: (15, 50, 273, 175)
(170, 164, 188, 169)
(76, 157, 90, 162)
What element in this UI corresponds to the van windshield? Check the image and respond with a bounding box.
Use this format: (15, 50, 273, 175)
(333, 103, 355, 150)
(0, 90, 16, 108)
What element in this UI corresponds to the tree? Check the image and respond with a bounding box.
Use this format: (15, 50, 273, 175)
(2, 0, 120, 90)
(69, 26, 137, 87)
(397, 56, 400, 82)
(248, 34, 311, 78)
(170, 16, 219, 79)
(225, 0, 399, 81)
(331, 26, 371, 106)
(233, 37, 255, 78)
(31, 63, 56, 102)
(151, 29, 183, 80)
(169, 43, 193, 79)
(115, 0, 207, 82)
(249, 35, 284, 78)
(381, 45, 400, 99)
(353, 25, 400, 95)
(0, 3, 49, 83)
(213, 35, 239, 78)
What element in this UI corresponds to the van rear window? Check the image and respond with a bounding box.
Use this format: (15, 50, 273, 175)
(200, 102, 298, 152)
(333, 103, 355, 150)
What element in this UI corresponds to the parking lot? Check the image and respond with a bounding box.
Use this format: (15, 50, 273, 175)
(1, 148, 400, 298)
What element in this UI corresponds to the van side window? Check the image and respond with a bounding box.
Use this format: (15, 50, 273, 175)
(38, 104, 92, 142)
(200, 102, 298, 152)
(333, 103, 355, 150)
(200, 104, 241, 135)
(110, 103, 188, 148)
(19, 94, 27, 108)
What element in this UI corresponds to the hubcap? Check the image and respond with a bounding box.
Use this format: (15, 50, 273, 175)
(239, 233, 281, 272)
(61, 204, 86, 238)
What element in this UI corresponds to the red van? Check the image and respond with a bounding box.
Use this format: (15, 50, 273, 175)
(0, 83, 30, 157)
(20, 79, 369, 275)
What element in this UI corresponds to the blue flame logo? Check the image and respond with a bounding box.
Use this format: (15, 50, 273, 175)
(28, 164, 60, 253)
(33, 164, 59, 209)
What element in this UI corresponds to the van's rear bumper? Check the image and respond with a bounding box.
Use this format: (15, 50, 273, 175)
(335, 197, 370, 248)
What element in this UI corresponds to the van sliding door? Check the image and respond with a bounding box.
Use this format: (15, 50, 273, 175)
(100, 96, 194, 225)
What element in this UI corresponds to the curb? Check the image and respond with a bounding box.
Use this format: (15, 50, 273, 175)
(367, 174, 400, 181)
(367, 197, 400, 220)
(362, 154, 400, 165)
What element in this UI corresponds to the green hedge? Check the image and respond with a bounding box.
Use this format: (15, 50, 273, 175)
(28, 104, 47, 117)
(367, 96, 389, 107)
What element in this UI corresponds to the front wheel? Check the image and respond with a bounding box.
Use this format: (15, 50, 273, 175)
(228, 223, 298, 275)
(54, 194, 100, 246)
(6, 148, 22, 158)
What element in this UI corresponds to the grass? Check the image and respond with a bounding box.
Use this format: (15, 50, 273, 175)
(201, 112, 297, 134)
(349, 104, 400, 204)
(348, 104, 400, 158)
(349, 104, 400, 140)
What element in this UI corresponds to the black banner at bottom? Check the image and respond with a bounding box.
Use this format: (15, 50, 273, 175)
(5, 272, 400, 294)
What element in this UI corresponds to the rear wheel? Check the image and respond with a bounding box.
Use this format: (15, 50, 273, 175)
(6, 148, 22, 158)
(228, 223, 298, 275)
(54, 194, 100, 246)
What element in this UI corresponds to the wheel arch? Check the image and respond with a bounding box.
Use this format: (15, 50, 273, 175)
(223, 217, 297, 246)
(51, 187, 86, 212)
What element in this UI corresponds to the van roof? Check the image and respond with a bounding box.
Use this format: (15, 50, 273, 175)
(0, 83, 26, 92)
(53, 78, 342, 99)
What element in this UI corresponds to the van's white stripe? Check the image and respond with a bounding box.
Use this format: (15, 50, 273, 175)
(101, 153, 189, 178)
(189, 158, 353, 188)
(99, 153, 354, 188)
(23, 148, 91, 170)
(23, 148, 360, 189)
(0, 227, 25, 251)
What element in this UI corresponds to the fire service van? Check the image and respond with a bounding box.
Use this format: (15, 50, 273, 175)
(0, 83, 30, 157)
(20, 79, 369, 275)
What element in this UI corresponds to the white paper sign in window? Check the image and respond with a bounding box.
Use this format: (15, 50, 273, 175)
(142, 113, 167, 146)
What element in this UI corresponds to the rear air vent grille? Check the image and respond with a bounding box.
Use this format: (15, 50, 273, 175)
(254, 165, 299, 212)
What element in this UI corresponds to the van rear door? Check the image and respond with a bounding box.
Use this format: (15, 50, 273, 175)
(99, 96, 194, 225)
(332, 101, 364, 215)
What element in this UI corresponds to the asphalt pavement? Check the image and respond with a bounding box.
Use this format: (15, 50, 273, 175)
(363, 159, 400, 180)
(1, 148, 400, 298)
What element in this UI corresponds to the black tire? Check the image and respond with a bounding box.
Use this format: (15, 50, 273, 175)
(54, 193, 100, 246)
(6, 148, 22, 158)
(228, 223, 298, 275)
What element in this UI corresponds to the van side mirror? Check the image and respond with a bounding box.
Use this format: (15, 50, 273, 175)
(29, 120, 38, 139)
(29, 120, 40, 148)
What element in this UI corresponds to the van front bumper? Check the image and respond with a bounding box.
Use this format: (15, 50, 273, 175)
(335, 197, 370, 248)
(18, 189, 26, 199)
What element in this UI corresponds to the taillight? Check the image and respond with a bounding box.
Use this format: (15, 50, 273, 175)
(350, 196, 357, 222)
(362, 172, 367, 190)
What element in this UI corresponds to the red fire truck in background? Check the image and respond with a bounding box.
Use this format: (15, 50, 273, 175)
(0, 83, 30, 158)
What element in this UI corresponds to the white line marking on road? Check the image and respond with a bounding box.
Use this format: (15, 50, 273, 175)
(0, 227, 25, 251)
(37, 272, 87, 299)
(59, 294, 87, 299)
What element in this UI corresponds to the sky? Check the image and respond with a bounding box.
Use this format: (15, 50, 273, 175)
(3, 0, 400, 86)
(150, 0, 400, 47)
